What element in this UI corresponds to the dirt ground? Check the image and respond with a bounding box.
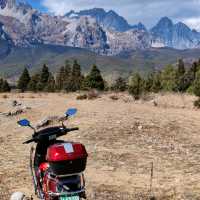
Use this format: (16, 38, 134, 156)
(0, 92, 200, 200)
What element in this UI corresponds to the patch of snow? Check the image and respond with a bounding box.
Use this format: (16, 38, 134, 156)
(151, 40, 165, 48)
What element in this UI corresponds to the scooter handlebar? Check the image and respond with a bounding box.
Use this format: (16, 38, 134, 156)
(23, 127, 79, 144)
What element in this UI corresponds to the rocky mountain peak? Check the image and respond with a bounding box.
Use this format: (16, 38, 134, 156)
(0, 0, 7, 9)
(151, 17, 200, 49)
(174, 22, 190, 32)
(132, 22, 147, 31)
(155, 17, 173, 29)
(7, 0, 15, 9)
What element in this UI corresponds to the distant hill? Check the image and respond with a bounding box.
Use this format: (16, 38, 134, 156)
(1, 43, 200, 81)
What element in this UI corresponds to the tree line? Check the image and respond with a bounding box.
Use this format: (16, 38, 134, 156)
(16, 60, 105, 93)
(1, 58, 200, 105)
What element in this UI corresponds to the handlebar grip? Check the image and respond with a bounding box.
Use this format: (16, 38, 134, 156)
(66, 127, 79, 132)
(23, 138, 35, 144)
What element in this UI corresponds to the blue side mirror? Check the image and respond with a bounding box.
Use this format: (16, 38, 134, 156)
(65, 108, 77, 117)
(17, 119, 30, 127)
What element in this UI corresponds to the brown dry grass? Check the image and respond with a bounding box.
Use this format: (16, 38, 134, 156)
(0, 92, 200, 199)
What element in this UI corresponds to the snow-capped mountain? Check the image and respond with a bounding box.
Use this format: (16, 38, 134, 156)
(151, 17, 200, 49)
(0, 1, 199, 56)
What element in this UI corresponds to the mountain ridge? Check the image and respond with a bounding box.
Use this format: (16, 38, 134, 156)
(65, 8, 147, 32)
(0, 1, 200, 55)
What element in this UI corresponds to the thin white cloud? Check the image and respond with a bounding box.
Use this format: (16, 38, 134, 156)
(41, 0, 200, 30)
(183, 18, 200, 31)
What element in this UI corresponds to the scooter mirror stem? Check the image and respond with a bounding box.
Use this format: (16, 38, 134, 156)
(28, 124, 36, 133)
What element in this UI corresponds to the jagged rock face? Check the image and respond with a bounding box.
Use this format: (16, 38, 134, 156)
(151, 17, 200, 49)
(0, 20, 12, 45)
(151, 17, 174, 47)
(131, 22, 147, 31)
(0, 0, 7, 9)
(0, 0, 15, 9)
(107, 30, 151, 55)
(63, 17, 109, 54)
(65, 8, 143, 32)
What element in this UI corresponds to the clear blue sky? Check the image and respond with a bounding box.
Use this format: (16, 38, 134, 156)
(26, 0, 47, 12)
(25, 0, 200, 31)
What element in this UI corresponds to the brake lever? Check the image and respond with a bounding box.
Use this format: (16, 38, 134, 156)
(61, 115, 69, 128)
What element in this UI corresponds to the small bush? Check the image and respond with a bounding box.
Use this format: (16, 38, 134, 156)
(111, 77, 127, 92)
(76, 94, 87, 100)
(29, 95, 35, 99)
(87, 90, 100, 100)
(140, 93, 154, 102)
(194, 98, 200, 108)
(128, 73, 144, 100)
(2, 94, 8, 99)
(109, 95, 119, 101)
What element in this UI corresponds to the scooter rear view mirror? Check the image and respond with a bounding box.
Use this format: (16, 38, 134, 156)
(17, 119, 30, 127)
(65, 108, 77, 117)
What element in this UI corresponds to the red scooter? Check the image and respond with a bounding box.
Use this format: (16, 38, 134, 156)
(17, 108, 88, 200)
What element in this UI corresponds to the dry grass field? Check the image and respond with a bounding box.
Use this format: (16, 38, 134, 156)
(0, 92, 200, 200)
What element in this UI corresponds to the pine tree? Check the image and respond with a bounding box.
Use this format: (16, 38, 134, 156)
(56, 66, 65, 91)
(193, 70, 200, 108)
(17, 68, 31, 92)
(128, 73, 144, 100)
(144, 73, 154, 92)
(193, 70, 200, 97)
(39, 64, 50, 90)
(0, 78, 3, 92)
(70, 60, 83, 91)
(84, 65, 104, 90)
(44, 73, 56, 92)
(0, 78, 10, 92)
(151, 72, 162, 93)
(161, 65, 177, 91)
(27, 73, 40, 92)
(176, 59, 188, 92)
(2, 80, 11, 92)
(63, 61, 72, 92)
(112, 77, 127, 92)
(177, 59, 185, 76)
(56, 61, 72, 92)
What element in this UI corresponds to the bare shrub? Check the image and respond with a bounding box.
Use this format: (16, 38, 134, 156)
(29, 95, 35, 99)
(2, 94, 8, 99)
(109, 94, 119, 101)
(141, 93, 154, 102)
(87, 90, 100, 100)
(77, 94, 87, 100)
(194, 98, 200, 108)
